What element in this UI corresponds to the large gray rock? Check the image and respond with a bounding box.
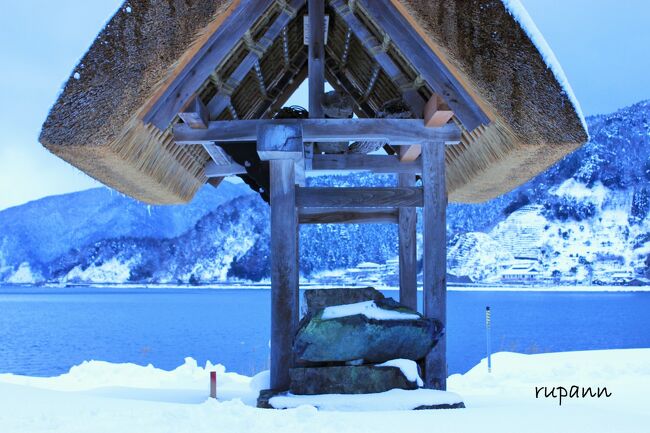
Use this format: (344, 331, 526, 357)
(302, 287, 385, 316)
(294, 297, 443, 364)
(290, 365, 418, 395)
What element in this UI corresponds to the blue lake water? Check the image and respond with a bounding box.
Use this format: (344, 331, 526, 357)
(0, 286, 649, 377)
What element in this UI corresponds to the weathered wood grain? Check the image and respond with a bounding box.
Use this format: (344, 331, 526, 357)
(296, 187, 423, 208)
(174, 119, 461, 145)
(421, 140, 447, 390)
(270, 159, 299, 391)
(398, 157, 418, 311)
(298, 207, 398, 224)
(308, 0, 325, 118)
(311, 154, 421, 174)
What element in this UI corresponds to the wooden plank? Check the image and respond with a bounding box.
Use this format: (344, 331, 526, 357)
(207, 0, 307, 117)
(399, 144, 421, 162)
(330, 0, 424, 116)
(308, 0, 325, 118)
(398, 149, 417, 311)
(358, 0, 489, 131)
(296, 187, 423, 208)
(204, 161, 247, 177)
(143, 0, 275, 129)
(174, 119, 461, 145)
(202, 143, 233, 165)
(270, 158, 299, 391)
(425, 94, 454, 127)
(178, 97, 209, 129)
(421, 140, 447, 390)
(311, 154, 421, 174)
(299, 207, 398, 224)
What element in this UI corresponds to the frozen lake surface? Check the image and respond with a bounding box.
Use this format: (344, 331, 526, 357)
(0, 286, 648, 376)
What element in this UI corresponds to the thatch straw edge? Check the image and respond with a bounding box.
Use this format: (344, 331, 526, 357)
(447, 119, 581, 203)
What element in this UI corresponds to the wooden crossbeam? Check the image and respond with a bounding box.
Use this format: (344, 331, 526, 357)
(143, 0, 275, 129)
(299, 207, 398, 224)
(357, 0, 489, 131)
(311, 154, 421, 174)
(202, 143, 233, 165)
(296, 187, 423, 208)
(174, 119, 461, 145)
(207, 0, 306, 117)
(204, 161, 247, 177)
(330, 0, 424, 116)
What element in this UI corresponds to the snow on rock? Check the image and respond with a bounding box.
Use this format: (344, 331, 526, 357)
(321, 300, 420, 321)
(269, 388, 462, 411)
(501, 0, 587, 132)
(377, 359, 423, 387)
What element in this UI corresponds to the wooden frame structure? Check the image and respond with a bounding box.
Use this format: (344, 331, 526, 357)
(174, 105, 457, 393)
(167, 0, 471, 392)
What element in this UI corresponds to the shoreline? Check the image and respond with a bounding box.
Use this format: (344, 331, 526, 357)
(1, 282, 649, 292)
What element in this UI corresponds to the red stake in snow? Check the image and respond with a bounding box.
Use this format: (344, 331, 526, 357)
(210, 371, 217, 399)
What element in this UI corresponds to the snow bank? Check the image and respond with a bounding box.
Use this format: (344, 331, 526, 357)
(501, 0, 587, 132)
(321, 300, 420, 320)
(1, 349, 648, 433)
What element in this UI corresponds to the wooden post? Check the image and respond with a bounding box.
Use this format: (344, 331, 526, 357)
(308, 0, 325, 118)
(398, 147, 417, 311)
(421, 140, 447, 390)
(269, 158, 299, 391)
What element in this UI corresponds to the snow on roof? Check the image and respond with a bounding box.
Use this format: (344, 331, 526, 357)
(501, 0, 588, 132)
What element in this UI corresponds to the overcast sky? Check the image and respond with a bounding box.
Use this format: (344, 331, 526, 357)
(0, 0, 648, 211)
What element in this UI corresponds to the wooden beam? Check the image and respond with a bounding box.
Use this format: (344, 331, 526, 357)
(257, 122, 305, 185)
(308, 0, 325, 118)
(143, 0, 275, 129)
(330, 0, 424, 116)
(299, 208, 398, 224)
(399, 144, 421, 162)
(357, 0, 489, 131)
(398, 146, 417, 311)
(296, 187, 423, 208)
(174, 119, 462, 145)
(311, 154, 421, 174)
(425, 94, 454, 127)
(269, 158, 299, 391)
(421, 140, 447, 390)
(257, 123, 304, 161)
(202, 143, 233, 165)
(178, 97, 209, 129)
(204, 161, 247, 177)
(206, 0, 306, 117)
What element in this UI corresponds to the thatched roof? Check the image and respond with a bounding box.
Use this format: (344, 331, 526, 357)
(39, 0, 588, 204)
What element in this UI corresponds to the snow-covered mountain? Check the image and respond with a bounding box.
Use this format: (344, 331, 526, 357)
(1, 100, 648, 285)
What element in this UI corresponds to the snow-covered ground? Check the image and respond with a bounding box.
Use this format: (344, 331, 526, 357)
(1, 349, 648, 433)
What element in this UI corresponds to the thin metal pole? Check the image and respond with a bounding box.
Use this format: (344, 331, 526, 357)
(486, 306, 492, 373)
